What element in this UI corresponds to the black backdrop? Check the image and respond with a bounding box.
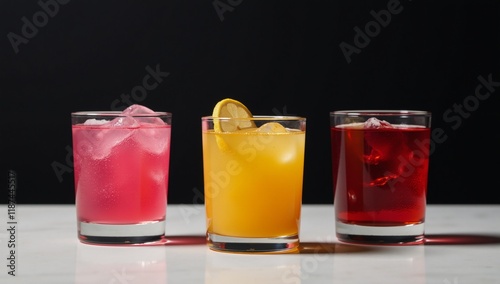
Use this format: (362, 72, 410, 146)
(1, 1, 499, 204)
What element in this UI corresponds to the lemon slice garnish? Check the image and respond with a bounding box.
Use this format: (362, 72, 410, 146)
(212, 98, 256, 132)
(211, 98, 256, 151)
(255, 122, 287, 133)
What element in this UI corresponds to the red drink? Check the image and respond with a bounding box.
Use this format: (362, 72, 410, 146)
(330, 111, 431, 244)
(71, 106, 171, 244)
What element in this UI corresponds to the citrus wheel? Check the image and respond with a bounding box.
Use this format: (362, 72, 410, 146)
(212, 98, 256, 132)
(211, 98, 256, 151)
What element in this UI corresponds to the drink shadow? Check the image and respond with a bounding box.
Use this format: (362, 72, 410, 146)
(100, 235, 206, 247)
(164, 235, 207, 245)
(424, 234, 500, 245)
(218, 242, 382, 254)
(149, 233, 500, 250)
(298, 242, 381, 254)
(143, 239, 380, 254)
(298, 234, 500, 249)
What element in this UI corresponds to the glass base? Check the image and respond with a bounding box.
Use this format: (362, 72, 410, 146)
(336, 221, 424, 245)
(78, 220, 165, 245)
(207, 233, 299, 252)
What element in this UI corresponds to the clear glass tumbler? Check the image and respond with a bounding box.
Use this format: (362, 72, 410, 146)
(330, 110, 431, 245)
(202, 116, 306, 252)
(71, 109, 172, 244)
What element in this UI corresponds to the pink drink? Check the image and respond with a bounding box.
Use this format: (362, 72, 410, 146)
(71, 106, 171, 244)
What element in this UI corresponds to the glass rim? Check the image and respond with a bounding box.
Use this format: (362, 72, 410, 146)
(71, 111, 172, 117)
(330, 110, 430, 116)
(202, 115, 306, 121)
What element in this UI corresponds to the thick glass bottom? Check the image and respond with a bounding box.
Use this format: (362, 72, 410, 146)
(336, 221, 424, 245)
(207, 233, 299, 252)
(78, 219, 165, 245)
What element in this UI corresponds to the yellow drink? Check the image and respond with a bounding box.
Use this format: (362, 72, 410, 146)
(202, 120, 305, 242)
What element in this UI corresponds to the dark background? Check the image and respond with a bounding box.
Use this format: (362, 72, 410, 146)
(1, 1, 499, 205)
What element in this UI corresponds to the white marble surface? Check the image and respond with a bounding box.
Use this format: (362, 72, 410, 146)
(1, 204, 499, 283)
